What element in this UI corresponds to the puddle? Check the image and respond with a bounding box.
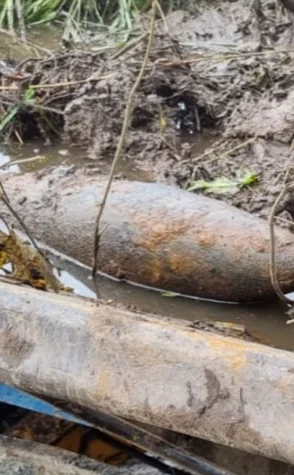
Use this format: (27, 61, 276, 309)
(56, 269, 96, 299)
(2, 12, 294, 475)
(0, 142, 82, 174)
(0, 25, 61, 61)
(182, 131, 218, 155)
(47, 249, 294, 353)
(0, 141, 155, 180)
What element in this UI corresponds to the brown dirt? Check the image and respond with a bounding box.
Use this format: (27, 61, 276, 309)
(2, 0, 294, 225)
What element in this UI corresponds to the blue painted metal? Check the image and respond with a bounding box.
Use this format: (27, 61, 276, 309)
(0, 384, 232, 475)
(0, 383, 91, 427)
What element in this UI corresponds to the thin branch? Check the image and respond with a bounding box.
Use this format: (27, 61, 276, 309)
(14, 129, 23, 145)
(153, 48, 294, 68)
(190, 136, 256, 164)
(269, 183, 294, 304)
(92, 0, 157, 276)
(0, 28, 51, 55)
(0, 74, 113, 92)
(154, 0, 169, 31)
(0, 155, 45, 170)
(30, 74, 113, 89)
(15, 0, 26, 41)
(0, 180, 46, 261)
(109, 32, 148, 61)
(0, 98, 64, 116)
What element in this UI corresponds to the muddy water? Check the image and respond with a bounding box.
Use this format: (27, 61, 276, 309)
(0, 142, 154, 180)
(0, 25, 61, 61)
(51, 250, 294, 352)
(2, 141, 294, 352)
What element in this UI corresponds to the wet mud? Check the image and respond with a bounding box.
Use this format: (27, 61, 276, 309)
(3, 3, 294, 474)
(2, 3, 294, 470)
(2, 0, 294, 225)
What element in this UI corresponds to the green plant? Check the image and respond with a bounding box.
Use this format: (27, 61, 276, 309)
(0, 0, 147, 41)
(0, 87, 35, 134)
(186, 170, 258, 195)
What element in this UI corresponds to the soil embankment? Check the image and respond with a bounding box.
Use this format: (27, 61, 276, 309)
(2, 1, 294, 223)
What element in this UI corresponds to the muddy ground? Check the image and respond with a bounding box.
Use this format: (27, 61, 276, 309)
(3, 4, 294, 474)
(2, 0, 294, 225)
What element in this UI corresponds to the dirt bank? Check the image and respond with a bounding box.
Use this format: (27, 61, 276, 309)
(2, 0, 294, 225)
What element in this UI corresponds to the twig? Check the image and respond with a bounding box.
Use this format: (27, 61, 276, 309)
(0, 275, 22, 285)
(0, 155, 45, 170)
(154, 0, 169, 31)
(0, 74, 113, 92)
(153, 48, 294, 68)
(269, 183, 294, 304)
(160, 135, 181, 160)
(30, 74, 114, 89)
(154, 0, 189, 66)
(190, 136, 257, 164)
(0, 180, 46, 261)
(0, 86, 19, 91)
(276, 215, 294, 227)
(109, 32, 149, 61)
(15, 0, 26, 42)
(92, 0, 157, 276)
(187, 140, 229, 165)
(89, 33, 150, 89)
(0, 98, 64, 116)
(14, 129, 23, 145)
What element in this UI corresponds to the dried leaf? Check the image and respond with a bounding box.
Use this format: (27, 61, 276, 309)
(0, 229, 69, 292)
(0, 249, 9, 267)
(191, 319, 260, 342)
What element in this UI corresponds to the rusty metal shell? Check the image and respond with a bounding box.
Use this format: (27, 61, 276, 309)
(2, 171, 294, 302)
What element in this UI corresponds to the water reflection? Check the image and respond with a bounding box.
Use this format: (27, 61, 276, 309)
(48, 250, 294, 353)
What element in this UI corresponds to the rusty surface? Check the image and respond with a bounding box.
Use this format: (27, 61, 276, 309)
(3, 412, 128, 465)
(5, 412, 73, 444)
(1, 169, 294, 302)
(0, 435, 148, 475)
(1, 282, 294, 464)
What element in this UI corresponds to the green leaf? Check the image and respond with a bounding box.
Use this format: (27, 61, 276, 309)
(0, 87, 36, 135)
(187, 170, 257, 195)
(238, 169, 258, 188)
(115, 41, 126, 48)
(22, 87, 35, 102)
(161, 291, 179, 298)
(0, 105, 19, 133)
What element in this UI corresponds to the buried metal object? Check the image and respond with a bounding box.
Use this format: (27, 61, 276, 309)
(1, 281, 294, 465)
(1, 169, 294, 302)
